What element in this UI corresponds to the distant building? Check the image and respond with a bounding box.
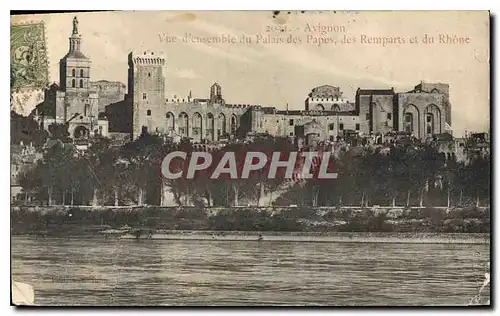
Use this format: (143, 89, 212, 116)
(90, 80, 126, 113)
(432, 131, 489, 165)
(28, 18, 453, 145)
(11, 142, 43, 203)
(106, 53, 249, 141)
(30, 17, 111, 141)
(398, 82, 452, 139)
(106, 49, 452, 143)
(465, 132, 490, 161)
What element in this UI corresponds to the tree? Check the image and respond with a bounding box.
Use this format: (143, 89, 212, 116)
(35, 142, 77, 205)
(465, 155, 490, 206)
(121, 133, 164, 205)
(18, 161, 44, 204)
(11, 111, 48, 148)
(47, 123, 72, 143)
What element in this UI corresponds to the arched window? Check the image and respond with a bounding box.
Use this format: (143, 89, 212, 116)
(193, 112, 203, 142)
(80, 69, 84, 77)
(72, 69, 75, 77)
(217, 113, 226, 139)
(403, 104, 420, 137)
(179, 112, 189, 137)
(425, 104, 441, 135)
(71, 79, 75, 87)
(405, 113, 413, 133)
(79, 79, 83, 88)
(147, 110, 151, 116)
(206, 113, 215, 141)
(231, 115, 237, 133)
(165, 112, 175, 131)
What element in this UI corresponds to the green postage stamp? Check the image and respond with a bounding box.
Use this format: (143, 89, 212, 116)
(10, 21, 49, 91)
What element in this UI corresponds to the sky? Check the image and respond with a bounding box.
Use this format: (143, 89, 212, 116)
(11, 11, 490, 136)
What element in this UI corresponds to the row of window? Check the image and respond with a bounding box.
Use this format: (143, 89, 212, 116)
(70, 69, 85, 77)
(288, 122, 360, 135)
(327, 123, 360, 131)
(405, 113, 435, 123)
(143, 93, 188, 102)
(71, 79, 84, 88)
(288, 116, 362, 127)
(311, 97, 341, 102)
(141, 126, 229, 138)
(288, 114, 378, 127)
(162, 111, 362, 131)
(404, 115, 438, 134)
(150, 110, 237, 122)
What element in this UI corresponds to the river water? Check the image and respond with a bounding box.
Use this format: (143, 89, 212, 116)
(11, 235, 490, 306)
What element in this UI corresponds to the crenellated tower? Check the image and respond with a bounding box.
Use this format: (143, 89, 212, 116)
(128, 50, 167, 139)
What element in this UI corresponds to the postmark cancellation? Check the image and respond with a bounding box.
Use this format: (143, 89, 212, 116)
(10, 20, 49, 114)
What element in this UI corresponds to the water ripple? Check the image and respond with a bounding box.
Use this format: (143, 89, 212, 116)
(11, 235, 490, 306)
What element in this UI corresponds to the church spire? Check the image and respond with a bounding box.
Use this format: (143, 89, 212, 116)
(69, 16, 81, 53)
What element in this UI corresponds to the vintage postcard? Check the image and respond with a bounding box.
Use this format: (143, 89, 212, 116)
(11, 11, 490, 306)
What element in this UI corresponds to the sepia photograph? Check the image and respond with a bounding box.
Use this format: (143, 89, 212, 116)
(10, 10, 490, 306)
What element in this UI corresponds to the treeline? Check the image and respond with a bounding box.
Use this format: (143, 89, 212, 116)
(18, 134, 297, 206)
(278, 142, 490, 208)
(16, 130, 490, 208)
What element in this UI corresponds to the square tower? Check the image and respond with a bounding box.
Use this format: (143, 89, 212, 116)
(128, 51, 167, 139)
(55, 16, 103, 140)
(59, 17, 91, 93)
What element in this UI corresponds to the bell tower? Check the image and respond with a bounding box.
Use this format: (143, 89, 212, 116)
(55, 16, 98, 129)
(69, 16, 82, 53)
(59, 16, 91, 92)
(210, 82, 224, 104)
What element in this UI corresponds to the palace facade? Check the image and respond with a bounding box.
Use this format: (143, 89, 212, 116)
(106, 52, 453, 144)
(106, 46, 452, 143)
(31, 17, 453, 146)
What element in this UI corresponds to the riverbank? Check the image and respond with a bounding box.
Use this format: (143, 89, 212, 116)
(116, 230, 489, 244)
(11, 205, 490, 236)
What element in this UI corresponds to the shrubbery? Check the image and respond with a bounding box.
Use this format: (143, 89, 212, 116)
(11, 205, 490, 235)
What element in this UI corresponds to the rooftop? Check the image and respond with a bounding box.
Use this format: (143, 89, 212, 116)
(63, 51, 89, 59)
(356, 88, 395, 95)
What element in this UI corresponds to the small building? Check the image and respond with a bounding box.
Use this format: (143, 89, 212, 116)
(11, 142, 43, 203)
